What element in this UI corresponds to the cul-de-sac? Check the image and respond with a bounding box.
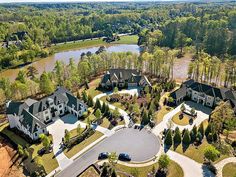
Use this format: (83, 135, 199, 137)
(0, 1, 236, 177)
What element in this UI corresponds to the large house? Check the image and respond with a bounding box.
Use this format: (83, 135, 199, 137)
(6, 87, 87, 140)
(100, 69, 151, 89)
(170, 79, 236, 110)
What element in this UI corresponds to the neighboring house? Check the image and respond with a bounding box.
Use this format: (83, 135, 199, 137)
(6, 87, 87, 140)
(100, 69, 151, 89)
(170, 79, 236, 109)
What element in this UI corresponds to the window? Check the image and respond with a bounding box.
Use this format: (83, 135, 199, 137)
(45, 110, 48, 114)
(46, 116, 49, 121)
(59, 104, 62, 108)
(35, 133, 37, 137)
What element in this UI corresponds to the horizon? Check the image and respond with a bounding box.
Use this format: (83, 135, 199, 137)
(0, 0, 231, 4)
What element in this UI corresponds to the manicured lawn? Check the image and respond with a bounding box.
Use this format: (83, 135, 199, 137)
(111, 35, 138, 44)
(115, 160, 183, 177)
(52, 38, 106, 52)
(222, 162, 236, 177)
(79, 166, 100, 177)
(100, 118, 111, 129)
(172, 139, 230, 163)
(100, 96, 126, 110)
(156, 106, 173, 123)
(70, 127, 85, 138)
(24, 135, 59, 174)
(0, 123, 29, 147)
(52, 35, 138, 52)
(86, 78, 102, 98)
(0, 123, 58, 174)
(172, 112, 190, 126)
(64, 131, 104, 158)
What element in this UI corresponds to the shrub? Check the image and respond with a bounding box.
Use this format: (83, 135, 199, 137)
(158, 154, 170, 170)
(204, 145, 220, 162)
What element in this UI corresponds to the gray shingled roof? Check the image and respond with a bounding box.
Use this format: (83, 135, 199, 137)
(101, 69, 141, 83)
(170, 86, 187, 100)
(7, 87, 86, 134)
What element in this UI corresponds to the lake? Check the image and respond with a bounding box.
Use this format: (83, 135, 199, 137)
(0, 44, 140, 81)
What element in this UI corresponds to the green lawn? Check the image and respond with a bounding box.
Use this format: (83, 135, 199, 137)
(0, 123, 58, 174)
(172, 139, 230, 163)
(172, 112, 190, 126)
(24, 135, 59, 174)
(100, 96, 126, 110)
(156, 106, 173, 123)
(0, 123, 29, 147)
(64, 131, 104, 158)
(222, 162, 236, 177)
(115, 160, 183, 177)
(52, 35, 138, 52)
(52, 38, 106, 52)
(79, 166, 100, 177)
(100, 118, 111, 129)
(70, 127, 85, 138)
(111, 35, 138, 44)
(86, 78, 102, 98)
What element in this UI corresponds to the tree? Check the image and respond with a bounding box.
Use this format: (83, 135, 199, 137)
(16, 70, 27, 84)
(191, 125, 198, 142)
(164, 129, 173, 146)
(182, 129, 191, 145)
(17, 145, 24, 157)
(196, 132, 203, 143)
(111, 169, 117, 177)
(39, 134, 50, 151)
(173, 127, 182, 145)
(113, 108, 120, 119)
(158, 154, 170, 170)
(204, 145, 220, 162)
(101, 102, 106, 113)
(95, 108, 102, 119)
(113, 87, 118, 93)
(108, 152, 118, 166)
(40, 72, 54, 95)
(95, 98, 102, 110)
(64, 129, 71, 144)
(77, 124, 82, 137)
(141, 109, 149, 125)
(34, 156, 43, 168)
(180, 104, 186, 112)
(27, 66, 38, 80)
(82, 90, 88, 103)
(87, 95, 94, 107)
(198, 122, 205, 138)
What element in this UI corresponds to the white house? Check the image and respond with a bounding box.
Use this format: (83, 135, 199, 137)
(6, 87, 87, 140)
(170, 79, 235, 108)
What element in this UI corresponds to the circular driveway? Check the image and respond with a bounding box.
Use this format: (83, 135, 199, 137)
(97, 128, 160, 161)
(58, 128, 161, 177)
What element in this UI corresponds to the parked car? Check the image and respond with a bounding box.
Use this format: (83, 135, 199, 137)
(118, 153, 131, 161)
(98, 152, 109, 160)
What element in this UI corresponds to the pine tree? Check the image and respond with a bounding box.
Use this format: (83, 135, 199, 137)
(191, 125, 198, 142)
(196, 132, 203, 143)
(82, 90, 88, 103)
(87, 95, 94, 107)
(101, 102, 106, 113)
(182, 129, 191, 145)
(77, 91, 81, 99)
(174, 127, 182, 145)
(164, 129, 173, 146)
(141, 109, 149, 125)
(95, 98, 102, 110)
(198, 122, 205, 138)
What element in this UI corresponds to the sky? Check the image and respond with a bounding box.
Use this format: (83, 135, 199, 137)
(0, 0, 182, 3)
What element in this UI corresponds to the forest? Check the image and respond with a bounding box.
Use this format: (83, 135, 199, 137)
(0, 1, 236, 106)
(0, 2, 236, 70)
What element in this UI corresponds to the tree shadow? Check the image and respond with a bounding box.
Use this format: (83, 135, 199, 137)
(182, 143, 190, 152)
(202, 164, 216, 177)
(164, 144, 171, 153)
(173, 143, 180, 151)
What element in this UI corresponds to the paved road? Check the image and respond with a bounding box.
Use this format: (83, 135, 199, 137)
(56, 128, 160, 177)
